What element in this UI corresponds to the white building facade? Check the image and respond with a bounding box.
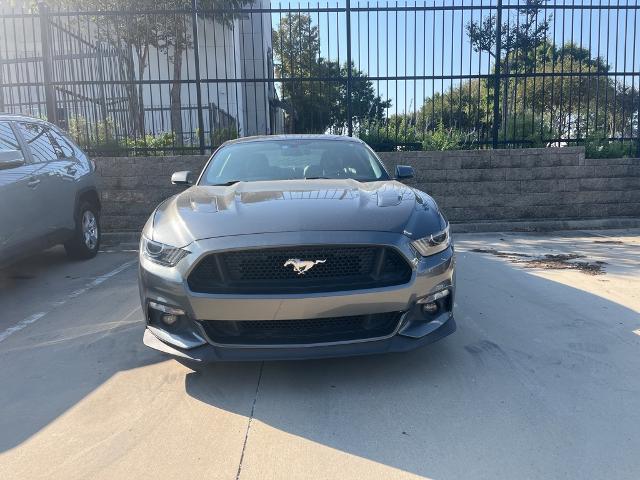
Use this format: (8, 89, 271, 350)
(0, 0, 282, 148)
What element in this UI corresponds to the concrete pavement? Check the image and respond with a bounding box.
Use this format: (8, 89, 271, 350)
(0, 231, 639, 479)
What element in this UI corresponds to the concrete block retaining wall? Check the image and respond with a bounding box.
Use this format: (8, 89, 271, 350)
(95, 147, 640, 233)
(378, 148, 640, 225)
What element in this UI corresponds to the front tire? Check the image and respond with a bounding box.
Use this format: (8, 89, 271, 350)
(65, 202, 101, 259)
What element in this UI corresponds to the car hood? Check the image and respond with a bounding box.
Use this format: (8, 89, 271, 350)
(150, 179, 443, 246)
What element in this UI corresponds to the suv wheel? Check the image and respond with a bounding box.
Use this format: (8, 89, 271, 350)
(65, 202, 100, 259)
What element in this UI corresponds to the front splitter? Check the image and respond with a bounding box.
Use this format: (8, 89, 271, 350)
(143, 315, 456, 364)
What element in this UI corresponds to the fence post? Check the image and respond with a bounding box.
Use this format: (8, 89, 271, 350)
(96, 45, 109, 124)
(346, 0, 353, 137)
(38, 2, 57, 125)
(191, 0, 206, 154)
(637, 93, 640, 158)
(0, 51, 5, 112)
(491, 0, 503, 149)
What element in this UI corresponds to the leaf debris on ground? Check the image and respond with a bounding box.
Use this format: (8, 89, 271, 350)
(470, 249, 606, 275)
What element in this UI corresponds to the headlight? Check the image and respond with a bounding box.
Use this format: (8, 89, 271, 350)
(141, 236, 190, 267)
(411, 224, 450, 257)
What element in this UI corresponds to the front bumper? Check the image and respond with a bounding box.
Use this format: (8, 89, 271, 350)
(143, 315, 456, 363)
(139, 231, 456, 363)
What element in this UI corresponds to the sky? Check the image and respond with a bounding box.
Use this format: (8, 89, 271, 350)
(270, 0, 640, 116)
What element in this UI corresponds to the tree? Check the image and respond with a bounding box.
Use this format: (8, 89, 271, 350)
(466, 0, 551, 127)
(463, 0, 639, 144)
(415, 79, 492, 139)
(517, 42, 617, 141)
(336, 65, 390, 133)
(408, 40, 634, 147)
(272, 13, 390, 134)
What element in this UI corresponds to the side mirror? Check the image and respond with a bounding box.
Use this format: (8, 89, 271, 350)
(171, 170, 193, 186)
(395, 165, 415, 180)
(0, 151, 25, 171)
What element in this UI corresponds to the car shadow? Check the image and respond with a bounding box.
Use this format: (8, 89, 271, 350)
(0, 248, 162, 454)
(0, 319, 163, 453)
(0, 246, 70, 286)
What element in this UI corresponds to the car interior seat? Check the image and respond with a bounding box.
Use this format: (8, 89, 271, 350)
(249, 153, 273, 179)
(319, 151, 346, 178)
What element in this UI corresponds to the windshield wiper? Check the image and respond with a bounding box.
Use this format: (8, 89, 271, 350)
(304, 176, 331, 180)
(211, 180, 243, 186)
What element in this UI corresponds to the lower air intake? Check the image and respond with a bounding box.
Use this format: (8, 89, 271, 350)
(200, 312, 402, 345)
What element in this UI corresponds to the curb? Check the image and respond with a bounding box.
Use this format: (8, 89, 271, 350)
(450, 217, 640, 233)
(102, 231, 140, 249)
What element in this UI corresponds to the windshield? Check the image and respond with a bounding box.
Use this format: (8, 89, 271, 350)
(199, 139, 389, 185)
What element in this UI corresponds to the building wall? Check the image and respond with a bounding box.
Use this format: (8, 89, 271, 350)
(238, 0, 276, 136)
(95, 147, 640, 233)
(130, 2, 275, 140)
(139, 17, 245, 140)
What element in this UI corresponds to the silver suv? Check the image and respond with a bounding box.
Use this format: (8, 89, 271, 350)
(0, 114, 101, 266)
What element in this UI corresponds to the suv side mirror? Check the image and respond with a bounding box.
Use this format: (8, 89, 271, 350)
(171, 170, 193, 186)
(395, 165, 414, 180)
(0, 151, 25, 170)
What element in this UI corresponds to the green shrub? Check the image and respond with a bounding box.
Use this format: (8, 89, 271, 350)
(498, 113, 553, 148)
(356, 122, 422, 151)
(422, 123, 472, 151)
(583, 132, 637, 159)
(123, 132, 176, 156)
(357, 128, 400, 151)
(68, 116, 122, 154)
(68, 116, 181, 156)
(211, 126, 239, 148)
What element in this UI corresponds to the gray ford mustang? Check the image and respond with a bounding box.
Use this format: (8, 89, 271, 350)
(139, 135, 455, 365)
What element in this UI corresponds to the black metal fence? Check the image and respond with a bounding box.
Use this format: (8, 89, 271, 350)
(0, 1, 638, 156)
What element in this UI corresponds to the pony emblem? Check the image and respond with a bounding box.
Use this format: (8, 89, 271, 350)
(284, 258, 326, 275)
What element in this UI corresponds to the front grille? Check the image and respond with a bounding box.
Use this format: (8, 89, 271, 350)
(188, 245, 413, 294)
(200, 312, 402, 345)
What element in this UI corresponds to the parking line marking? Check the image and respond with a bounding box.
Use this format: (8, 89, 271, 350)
(0, 312, 47, 343)
(0, 259, 137, 344)
(67, 260, 137, 300)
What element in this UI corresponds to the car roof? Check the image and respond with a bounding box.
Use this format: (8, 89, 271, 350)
(222, 134, 365, 146)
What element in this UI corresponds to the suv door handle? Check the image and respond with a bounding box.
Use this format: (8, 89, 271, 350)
(27, 178, 41, 188)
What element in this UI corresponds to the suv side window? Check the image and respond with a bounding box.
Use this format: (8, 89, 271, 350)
(0, 122, 24, 160)
(48, 129, 75, 158)
(17, 122, 62, 163)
